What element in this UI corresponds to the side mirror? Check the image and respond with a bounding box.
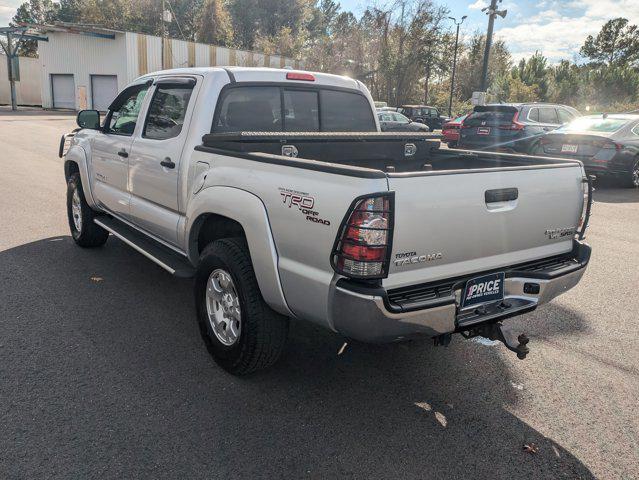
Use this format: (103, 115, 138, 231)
(77, 109, 101, 130)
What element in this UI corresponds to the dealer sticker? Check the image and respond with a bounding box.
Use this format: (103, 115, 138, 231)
(461, 272, 505, 309)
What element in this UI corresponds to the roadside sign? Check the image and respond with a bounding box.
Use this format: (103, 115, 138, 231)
(471, 91, 486, 106)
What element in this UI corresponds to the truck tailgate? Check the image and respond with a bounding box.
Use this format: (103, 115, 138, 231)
(384, 164, 585, 289)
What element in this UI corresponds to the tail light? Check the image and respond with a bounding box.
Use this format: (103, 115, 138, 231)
(577, 176, 594, 240)
(602, 141, 622, 151)
(331, 193, 394, 279)
(499, 111, 525, 130)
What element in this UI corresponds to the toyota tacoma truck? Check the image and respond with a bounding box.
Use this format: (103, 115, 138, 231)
(60, 67, 593, 375)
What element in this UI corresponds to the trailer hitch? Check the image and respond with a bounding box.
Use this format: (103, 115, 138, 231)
(462, 322, 530, 359)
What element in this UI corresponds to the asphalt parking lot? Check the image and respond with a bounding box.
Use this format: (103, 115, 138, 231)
(1, 108, 638, 479)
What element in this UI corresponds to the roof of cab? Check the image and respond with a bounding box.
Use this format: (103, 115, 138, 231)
(140, 67, 363, 91)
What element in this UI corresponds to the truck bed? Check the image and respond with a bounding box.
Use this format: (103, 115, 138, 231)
(201, 131, 581, 174)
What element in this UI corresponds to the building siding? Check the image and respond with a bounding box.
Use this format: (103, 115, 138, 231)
(38, 32, 128, 109)
(36, 29, 303, 110)
(0, 54, 42, 106)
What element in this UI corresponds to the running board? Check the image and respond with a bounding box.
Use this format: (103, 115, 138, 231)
(94, 217, 196, 278)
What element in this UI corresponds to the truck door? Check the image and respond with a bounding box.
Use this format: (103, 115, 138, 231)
(127, 77, 198, 245)
(91, 82, 150, 218)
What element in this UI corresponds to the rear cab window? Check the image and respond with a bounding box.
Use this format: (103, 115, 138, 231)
(213, 85, 375, 133)
(559, 117, 630, 133)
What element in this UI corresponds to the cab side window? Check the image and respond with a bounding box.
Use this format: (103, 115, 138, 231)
(143, 83, 195, 140)
(538, 107, 559, 124)
(527, 107, 539, 122)
(557, 108, 575, 124)
(107, 85, 149, 136)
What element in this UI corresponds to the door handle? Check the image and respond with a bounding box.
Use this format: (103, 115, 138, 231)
(117, 149, 128, 158)
(160, 157, 176, 169)
(485, 188, 518, 203)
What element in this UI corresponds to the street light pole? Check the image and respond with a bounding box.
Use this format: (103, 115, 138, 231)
(4, 33, 17, 111)
(447, 16, 466, 118)
(479, 0, 507, 92)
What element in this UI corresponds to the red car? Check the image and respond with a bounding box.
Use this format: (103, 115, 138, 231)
(442, 114, 468, 148)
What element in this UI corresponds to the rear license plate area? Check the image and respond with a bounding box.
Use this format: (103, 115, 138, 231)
(561, 144, 578, 153)
(461, 272, 505, 309)
(477, 127, 491, 135)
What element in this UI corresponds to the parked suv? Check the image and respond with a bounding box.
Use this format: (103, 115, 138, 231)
(458, 103, 580, 153)
(398, 105, 448, 131)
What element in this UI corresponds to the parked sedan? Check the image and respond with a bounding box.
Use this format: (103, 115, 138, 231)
(458, 103, 580, 153)
(532, 114, 639, 187)
(377, 111, 430, 132)
(441, 114, 468, 147)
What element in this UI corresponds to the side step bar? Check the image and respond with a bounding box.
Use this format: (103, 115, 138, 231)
(94, 217, 196, 278)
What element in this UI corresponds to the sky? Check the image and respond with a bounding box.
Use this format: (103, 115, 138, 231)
(342, 0, 639, 63)
(1, 0, 639, 63)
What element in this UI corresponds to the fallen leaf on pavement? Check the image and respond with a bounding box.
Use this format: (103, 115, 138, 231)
(523, 443, 539, 454)
(90, 276, 103, 283)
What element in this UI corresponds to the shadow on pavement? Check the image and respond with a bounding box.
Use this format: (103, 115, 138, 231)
(593, 181, 638, 204)
(0, 236, 595, 479)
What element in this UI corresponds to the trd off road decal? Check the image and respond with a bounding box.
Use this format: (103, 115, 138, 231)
(279, 188, 331, 226)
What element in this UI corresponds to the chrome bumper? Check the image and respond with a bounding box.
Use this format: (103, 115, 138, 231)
(330, 241, 590, 343)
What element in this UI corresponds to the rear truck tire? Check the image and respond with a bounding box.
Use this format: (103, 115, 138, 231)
(195, 238, 289, 375)
(620, 159, 639, 188)
(66, 173, 109, 247)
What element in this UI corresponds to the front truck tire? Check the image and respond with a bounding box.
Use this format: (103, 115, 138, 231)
(66, 172, 109, 247)
(195, 238, 289, 375)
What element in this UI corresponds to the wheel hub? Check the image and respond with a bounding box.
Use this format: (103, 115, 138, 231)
(205, 269, 241, 346)
(71, 187, 82, 232)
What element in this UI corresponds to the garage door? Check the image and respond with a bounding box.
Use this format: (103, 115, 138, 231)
(91, 75, 118, 112)
(51, 74, 75, 109)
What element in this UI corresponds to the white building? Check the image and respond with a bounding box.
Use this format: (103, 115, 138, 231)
(32, 24, 301, 111)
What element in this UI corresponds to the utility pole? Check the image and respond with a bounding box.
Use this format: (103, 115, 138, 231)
(6, 32, 17, 110)
(479, 0, 507, 92)
(447, 16, 466, 118)
(1, 26, 48, 110)
(161, 0, 166, 69)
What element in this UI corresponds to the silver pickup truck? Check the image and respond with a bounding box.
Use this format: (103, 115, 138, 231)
(61, 67, 593, 374)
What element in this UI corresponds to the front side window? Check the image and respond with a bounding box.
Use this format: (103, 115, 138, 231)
(108, 85, 149, 135)
(143, 83, 195, 140)
(392, 113, 410, 123)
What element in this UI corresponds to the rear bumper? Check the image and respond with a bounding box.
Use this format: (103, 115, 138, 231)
(330, 240, 590, 343)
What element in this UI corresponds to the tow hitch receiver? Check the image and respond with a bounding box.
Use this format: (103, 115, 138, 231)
(462, 322, 530, 359)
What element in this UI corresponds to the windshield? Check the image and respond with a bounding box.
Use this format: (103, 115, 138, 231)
(558, 117, 629, 133)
